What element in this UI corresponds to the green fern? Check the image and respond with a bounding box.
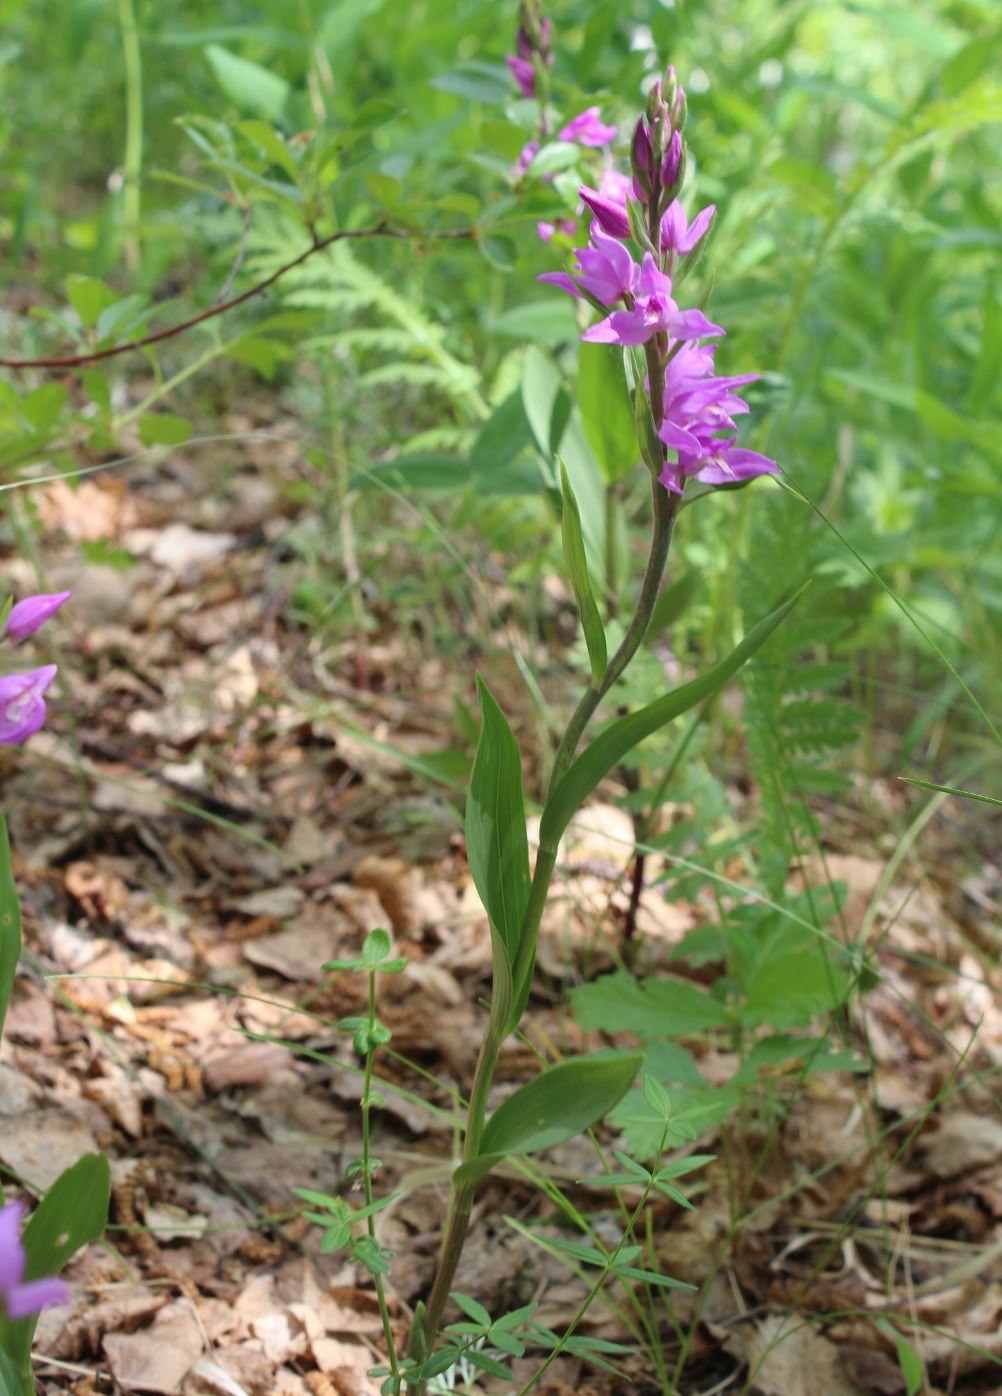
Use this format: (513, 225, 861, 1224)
(245, 214, 486, 423)
(739, 494, 866, 897)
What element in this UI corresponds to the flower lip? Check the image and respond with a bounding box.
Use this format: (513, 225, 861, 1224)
(5, 590, 72, 643)
(0, 664, 58, 745)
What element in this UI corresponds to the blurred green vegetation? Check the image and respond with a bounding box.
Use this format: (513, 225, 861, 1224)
(1, 0, 999, 807)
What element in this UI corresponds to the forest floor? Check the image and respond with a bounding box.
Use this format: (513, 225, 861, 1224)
(2, 420, 1000, 1396)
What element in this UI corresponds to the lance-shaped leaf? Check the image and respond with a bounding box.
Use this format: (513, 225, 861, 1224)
(0, 1153, 110, 1382)
(540, 589, 803, 850)
(454, 1053, 643, 1188)
(465, 676, 531, 968)
(560, 462, 607, 686)
(577, 344, 637, 486)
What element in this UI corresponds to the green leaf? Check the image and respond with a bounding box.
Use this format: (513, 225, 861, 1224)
(469, 391, 536, 486)
(521, 346, 563, 458)
(0, 1154, 110, 1376)
(570, 970, 731, 1037)
(646, 572, 699, 642)
(539, 589, 802, 850)
(430, 62, 511, 104)
(205, 44, 291, 122)
(224, 335, 291, 379)
(742, 950, 851, 1028)
(876, 1321, 923, 1396)
(577, 344, 637, 485)
(897, 777, 1002, 807)
(560, 462, 607, 685)
(237, 119, 300, 179)
(465, 676, 530, 968)
(0, 816, 20, 1039)
(139, 413, 193, 447)
(468, 1349, 511, 1378)
(362, 928, 392, 966)
(473, 1051, 643, 1169)
(19, 384, 68, 434)
(450, 1292, 491, 1328)
(65, 274, 117, 331)
(0, 1348, 22, 1396)
(490, 299, 579, 344)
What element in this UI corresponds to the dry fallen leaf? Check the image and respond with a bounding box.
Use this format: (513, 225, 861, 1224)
(103, 1299, 204, 1393)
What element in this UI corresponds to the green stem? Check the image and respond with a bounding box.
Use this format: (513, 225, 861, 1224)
(116, 0, 143, 269)
(410, 477, 679, 1392)
(362, 971, 400, 1382)
(550, 478, 679, 797)
(411, 1009, 506, 1381)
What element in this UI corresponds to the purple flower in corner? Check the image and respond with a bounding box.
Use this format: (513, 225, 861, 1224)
(583, 253, 724, 347)
(0, 1201, 71, 1320)
(559, 107, 617, 148)
(0, 665, 58, 745)
(4, 590, 72, 643)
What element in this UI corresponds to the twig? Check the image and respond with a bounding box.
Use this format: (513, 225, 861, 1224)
(0, 222, 475, 370)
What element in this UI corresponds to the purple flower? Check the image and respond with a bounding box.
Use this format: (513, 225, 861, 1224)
(5, 590, 72, 643)
(0, 1201, 71, 1320)
(656, 343, 779, 493)
(559, 107, 617, 148)
(506, 54, 536, 98)
(0, 665, 58, 745)
(661, 201, 716, 256)
(539, 225, 638, 305)
(582, 254, 724, 346)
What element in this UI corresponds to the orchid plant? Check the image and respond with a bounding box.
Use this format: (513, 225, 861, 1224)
(305, 17, 797, 1396)
(0, 591, 109, 1396)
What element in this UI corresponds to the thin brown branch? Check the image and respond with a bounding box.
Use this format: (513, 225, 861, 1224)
(0, 222, 475, 370)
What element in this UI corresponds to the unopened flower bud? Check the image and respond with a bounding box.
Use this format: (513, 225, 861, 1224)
(660, 130, 683, 190)
(631, 119, 655, 194)
(670, 84, 688, 132)
(645, 79, 664, 127)
(506, 55, 536, 98)
(579, 185, 631, 240)
(516, 25, 533, 61)
(5, 591, 72, 643)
